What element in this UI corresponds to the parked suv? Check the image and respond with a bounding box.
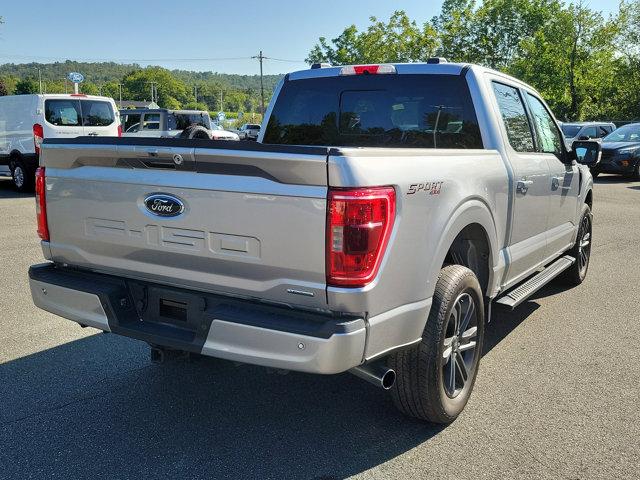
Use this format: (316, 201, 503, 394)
(29, 61, 599, 423)
(121, 109, 211, 138)
(560, 121, 615, 143)
(237, 123, 261, 140)
(0, 94, 120, 191)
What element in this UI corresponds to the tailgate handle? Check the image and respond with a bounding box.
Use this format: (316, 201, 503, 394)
(146, 148, 159, 157)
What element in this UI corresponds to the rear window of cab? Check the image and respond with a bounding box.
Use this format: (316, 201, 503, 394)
(44, 99, 115, 127)
(263, 74, 483, 149)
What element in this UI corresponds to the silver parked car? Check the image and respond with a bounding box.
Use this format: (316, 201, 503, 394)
(559, 121, 616, 143)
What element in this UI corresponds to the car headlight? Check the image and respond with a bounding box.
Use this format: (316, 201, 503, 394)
(618, 147, 639, 156)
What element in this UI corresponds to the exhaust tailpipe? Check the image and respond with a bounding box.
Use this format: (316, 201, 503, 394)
(350, 362, 396, 390)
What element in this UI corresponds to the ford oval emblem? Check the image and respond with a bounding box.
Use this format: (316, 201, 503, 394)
(144, 194, 185, 217)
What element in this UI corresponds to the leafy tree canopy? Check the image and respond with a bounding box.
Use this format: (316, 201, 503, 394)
(307, 0, 640, 121)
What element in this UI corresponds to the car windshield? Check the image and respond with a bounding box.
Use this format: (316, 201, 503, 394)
(603, 124, 640, 142)
(561, 124, 582, 137)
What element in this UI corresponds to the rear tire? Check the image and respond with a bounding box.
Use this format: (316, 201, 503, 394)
(389, 265, 484, 423)
(559, 203, 592, 286)
(633, 162, 640, 181)
(11, 160, 34, 193)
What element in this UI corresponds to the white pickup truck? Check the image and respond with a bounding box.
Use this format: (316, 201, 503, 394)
(29, 60, 600, 423)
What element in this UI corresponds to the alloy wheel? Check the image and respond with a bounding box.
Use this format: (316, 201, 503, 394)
(442, 292, 479, 398)
(578, 214, 592, 274)
(13, 165, 24, 188)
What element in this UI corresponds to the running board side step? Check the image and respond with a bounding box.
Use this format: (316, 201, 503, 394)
(496, 255, 575, 309)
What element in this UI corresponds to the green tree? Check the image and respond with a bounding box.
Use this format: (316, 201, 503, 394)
(306, 11, 438, 64)
(81, 82, 99, 95)
(122, 67, 188, 109)
(14, 78, 39, 94)
(510, 2, 620, 120)
(0, 78, 8, 96)
(431, 0, 480, 62)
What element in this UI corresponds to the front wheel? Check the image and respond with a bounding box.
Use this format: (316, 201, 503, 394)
(559, 204, 592, 285)
(389, 265, 484, 423)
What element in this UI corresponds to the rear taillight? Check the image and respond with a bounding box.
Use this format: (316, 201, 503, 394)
(33, 123, 44, 156)
(35, 167, 49, 241)
(327, 186, 396, 287)
(117, 124, 123, 137)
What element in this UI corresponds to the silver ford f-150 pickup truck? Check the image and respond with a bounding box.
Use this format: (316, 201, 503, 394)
(29, 60, 601, 423)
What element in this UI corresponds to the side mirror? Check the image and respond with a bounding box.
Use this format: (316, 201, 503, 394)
(571, 140, 601, 167)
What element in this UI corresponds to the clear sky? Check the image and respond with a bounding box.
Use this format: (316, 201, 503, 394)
(0, 0, 624, 75)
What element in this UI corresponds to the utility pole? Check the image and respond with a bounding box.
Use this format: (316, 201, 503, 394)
(38, 68, 42, 94)
(193, 84, 198, 104)
(147, 82, 158, 103)
(118, 83, 123, 109)
(64, 77, 68, 94)
(219, 89, 223, 112)
(252, 51, 267, 114)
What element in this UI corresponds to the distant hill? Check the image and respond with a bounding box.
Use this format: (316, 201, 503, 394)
(0, 61, 283, 92)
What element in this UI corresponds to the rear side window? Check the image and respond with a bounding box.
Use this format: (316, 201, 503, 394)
(263, 74, 483, 148)
(143, 113, 161, 130)
(81, 100, 115, 126)
(492, 82, 535, 152)
(170, 113, 211, 130)
(45, 100, 81, 126)
(582, 126, 597, 139)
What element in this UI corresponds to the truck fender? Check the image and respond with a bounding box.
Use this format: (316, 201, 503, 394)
(425, 199, 501, 300)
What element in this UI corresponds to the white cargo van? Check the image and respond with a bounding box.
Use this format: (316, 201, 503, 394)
(0, 94, 120, 191)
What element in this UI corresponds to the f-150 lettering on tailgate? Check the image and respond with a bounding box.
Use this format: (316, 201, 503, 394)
(84, 218, 261, 260)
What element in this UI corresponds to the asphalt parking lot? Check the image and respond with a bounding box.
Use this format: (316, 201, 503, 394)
(0, 175, 639, 480)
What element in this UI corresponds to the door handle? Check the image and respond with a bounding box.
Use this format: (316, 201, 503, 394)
(86, 132, 99, 136)
(516, 179, 534, 194)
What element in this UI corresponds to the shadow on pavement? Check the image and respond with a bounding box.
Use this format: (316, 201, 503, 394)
(0, 286, 563, 479)
(593, 174, 636, 184)
(0, 178, 32, 199)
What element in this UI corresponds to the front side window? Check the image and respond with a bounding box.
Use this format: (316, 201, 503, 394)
(492, 82, 535, 152)
(525, 93, 562, 157)
(44, 100, 81, 126)
(81, 100, 115, 126)
(263, 74, 483, 148)
(122, 113, 141, 133)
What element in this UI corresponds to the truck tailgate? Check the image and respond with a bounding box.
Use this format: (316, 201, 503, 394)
(41, 139, 330, 310)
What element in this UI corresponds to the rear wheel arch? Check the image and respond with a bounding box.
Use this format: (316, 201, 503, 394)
(8, 150, 23, 167)
(443, 223, 492, 296)
(427, 200, 500, 300)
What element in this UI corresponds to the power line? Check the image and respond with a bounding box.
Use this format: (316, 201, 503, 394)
(0, 53, 306, 64)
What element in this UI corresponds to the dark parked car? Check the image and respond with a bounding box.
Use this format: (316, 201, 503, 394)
(592, 123, 640, 179)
